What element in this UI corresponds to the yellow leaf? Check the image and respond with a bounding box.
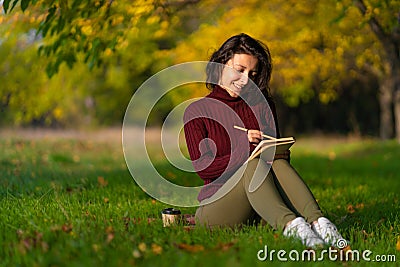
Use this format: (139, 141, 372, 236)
(138, 242, 147, 252)
(98, 176, 108, 187)
(104, 48, 113, 57)
(176, 243, 204, 253)
(151, 243, 163, 255)
(396, 237, 400, 251)
(81, 25, 93, 36)
(347, 204, 355, 214)
(53, 107, 63, 120)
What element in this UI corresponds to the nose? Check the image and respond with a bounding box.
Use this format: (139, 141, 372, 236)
(239, 72, 249, 85)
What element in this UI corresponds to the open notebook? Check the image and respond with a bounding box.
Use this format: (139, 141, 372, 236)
(245, 136, 295, 163)
(245, 136, 295, 192)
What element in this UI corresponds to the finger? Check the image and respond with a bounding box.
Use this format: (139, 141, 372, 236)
(248, 130, 263, 139)
(248, 133, 262, 142)
(248, 138, 260, 144)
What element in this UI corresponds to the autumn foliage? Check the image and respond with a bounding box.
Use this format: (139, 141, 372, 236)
(1, 0, 399, 139)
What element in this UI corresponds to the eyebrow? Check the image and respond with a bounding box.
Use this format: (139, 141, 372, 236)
(233, 63, 257, 72)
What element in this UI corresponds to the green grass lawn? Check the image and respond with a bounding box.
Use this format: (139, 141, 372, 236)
(0, 130, 399, 266)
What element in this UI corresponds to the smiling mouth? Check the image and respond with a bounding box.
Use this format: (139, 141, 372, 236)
(232, 83, 243, 92)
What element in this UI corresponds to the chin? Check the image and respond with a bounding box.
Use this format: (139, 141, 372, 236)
(229, 88, 241, 97)
(228, 91, 240, 98)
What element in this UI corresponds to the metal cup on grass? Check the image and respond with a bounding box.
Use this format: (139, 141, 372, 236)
(161, 208, 181, 227)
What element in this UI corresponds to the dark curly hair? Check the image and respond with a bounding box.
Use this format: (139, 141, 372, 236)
(206, 33, 273, 96)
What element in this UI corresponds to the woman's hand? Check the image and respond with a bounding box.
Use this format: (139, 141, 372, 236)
(247, 129, 263, 145)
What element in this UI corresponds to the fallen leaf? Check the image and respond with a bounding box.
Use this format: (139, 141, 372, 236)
(396, 237, 400, 251)
(62, 224, 73, 233)
(138, 242, 147, 252)
(132, 249, 141, 258)
(92, 244, 100, 252)
(355, 203, 365, 209)
(343, 245, 351, 252)
(151, 243, 163, 255)
(361, 230, 370, 239)
(215, 240, 237, 252)
(337, 245, 352, 262)
(105, 226, 114, 234)
(103, 197, 109, 203)
(105, 226, 114, 243)
(107, 233, 115, 243)
(98, 176, 108, 187)
(176, 243, 204, 253)
(347, 204, 355, 214)
(147, 218, 157, 224)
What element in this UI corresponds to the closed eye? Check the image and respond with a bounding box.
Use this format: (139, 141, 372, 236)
(235, 67, 245, 73)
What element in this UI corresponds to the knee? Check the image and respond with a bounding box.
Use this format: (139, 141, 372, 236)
(242, 159, 273, 189)
(243, 158, 262, 180)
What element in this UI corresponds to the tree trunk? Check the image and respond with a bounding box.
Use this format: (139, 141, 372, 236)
(394, 82, 400, 143)
(354, 0, 400, 141)
(379, 78, 394, 139)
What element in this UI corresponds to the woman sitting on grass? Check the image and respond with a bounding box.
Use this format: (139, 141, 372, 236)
(183, 33, 345, 248)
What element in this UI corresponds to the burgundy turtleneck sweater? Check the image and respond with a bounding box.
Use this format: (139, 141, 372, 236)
(183, 86, 278, 201)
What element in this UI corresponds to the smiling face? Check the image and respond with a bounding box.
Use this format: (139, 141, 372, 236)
(220, 54, 258, 98)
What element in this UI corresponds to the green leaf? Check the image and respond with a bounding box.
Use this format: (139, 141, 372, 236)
(10, 0, 20, 12)
(45, 62, 55, 78)
(39, 6, 57, 37)
(44, 5, 57, 23)
(65, 53, 77, 69)
(3, 0, 11, 13)
(55, 16, 66, 34)
(37, 45, 44, 56)
(20, 0, 30, 11)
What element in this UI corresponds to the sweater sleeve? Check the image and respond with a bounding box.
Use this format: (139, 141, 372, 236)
(183, 105, 244, 181)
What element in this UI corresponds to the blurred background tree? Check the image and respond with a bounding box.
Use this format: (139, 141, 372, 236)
(1, 0, 399, 141)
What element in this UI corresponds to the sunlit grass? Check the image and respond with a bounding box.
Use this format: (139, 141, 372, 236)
(0, 132, 399, 266)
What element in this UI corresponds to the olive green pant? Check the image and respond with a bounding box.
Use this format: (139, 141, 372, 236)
(195, 158, 323, 230)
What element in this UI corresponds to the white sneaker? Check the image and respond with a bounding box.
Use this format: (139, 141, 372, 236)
(283, 217, 325, 248)
(311, 217, 346, 247)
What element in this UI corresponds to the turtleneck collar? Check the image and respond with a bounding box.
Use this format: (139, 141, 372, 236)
(207, 85, 243, 102)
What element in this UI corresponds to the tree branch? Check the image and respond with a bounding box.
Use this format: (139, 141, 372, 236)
(354, 0, 399, 66)
(354, 0, 390, 44)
